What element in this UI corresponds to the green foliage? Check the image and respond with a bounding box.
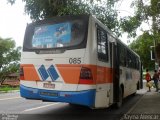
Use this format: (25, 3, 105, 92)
(0, 85, 19, 92)
(150, 0, 160, 16)
(8, 0, 123, 36)
(122, 0, 160, 67)
(129, 32, 155, 70)
(120, 15, 142, 37)
(123, 0, 160, 38)
(7, 0, 15, 5)
(0, 38, 21, 84)
(22, 0, 67, 20)
(7, 0, 159, 39)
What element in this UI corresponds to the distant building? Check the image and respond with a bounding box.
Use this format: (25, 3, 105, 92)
(3, 73, 19, 86)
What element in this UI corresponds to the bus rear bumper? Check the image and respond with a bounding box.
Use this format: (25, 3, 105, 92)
(20, 84, 95, 107)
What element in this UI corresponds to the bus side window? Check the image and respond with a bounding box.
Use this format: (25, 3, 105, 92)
(97, 25, 108, 62)
(118, 43, 126, 67)
(126, 50, 131, 67)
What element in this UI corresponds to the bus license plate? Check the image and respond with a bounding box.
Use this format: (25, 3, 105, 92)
(40, 92, 58, 97)
(43, 83, 55, 89)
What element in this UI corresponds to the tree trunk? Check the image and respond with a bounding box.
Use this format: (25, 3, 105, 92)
(0, 77, 6, 85)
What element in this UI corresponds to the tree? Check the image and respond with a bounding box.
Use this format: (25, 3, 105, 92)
(7, 0, 123, 37)
(117, 0, 160, 68)
(120, 0, 160, 36)
(0, 37, 21, 85)
(129, 32, 155, 70)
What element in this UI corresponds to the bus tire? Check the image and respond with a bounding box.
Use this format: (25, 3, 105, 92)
(68, 103, 79, 107)
(137, 81, 140, 90)
(132, 92, 136, 96)
(115, 87, 123, 108)
(69, 103, 75, 106)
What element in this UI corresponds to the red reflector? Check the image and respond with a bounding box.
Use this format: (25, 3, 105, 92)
(79, 79, 94, 84)
(79, 67, 93, 84)
(64, 94, 71, 97)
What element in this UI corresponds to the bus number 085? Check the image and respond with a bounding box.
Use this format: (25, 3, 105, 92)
(69, 58, 81, 64)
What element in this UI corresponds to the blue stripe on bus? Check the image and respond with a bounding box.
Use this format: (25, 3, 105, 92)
(20, 85, 96, 107)
(47, 65, 59, 81)
(38, 65, 49, 81)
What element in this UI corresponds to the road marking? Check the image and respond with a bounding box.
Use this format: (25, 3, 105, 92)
(0, 97, 21, 101)
(23, 103, 60, 112)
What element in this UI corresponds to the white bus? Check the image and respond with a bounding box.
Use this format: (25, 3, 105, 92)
(20, 14, 142, 109)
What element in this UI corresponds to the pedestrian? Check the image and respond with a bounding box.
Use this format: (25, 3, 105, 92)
(153, 70, 159, 92)
(145, 69, 151, 92)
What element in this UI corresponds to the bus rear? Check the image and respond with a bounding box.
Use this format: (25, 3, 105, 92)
(20, 15, 96, 107)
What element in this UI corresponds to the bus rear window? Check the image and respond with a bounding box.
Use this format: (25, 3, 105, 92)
(32, 22, 71, 48)
(23, 15, 89, 51)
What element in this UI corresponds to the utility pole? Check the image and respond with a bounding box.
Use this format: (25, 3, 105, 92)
(157, 2, 160, 68)
(152, 0, 160, 69)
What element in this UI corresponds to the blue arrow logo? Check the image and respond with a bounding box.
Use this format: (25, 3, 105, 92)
(47, 65, 59, 81)
(38, 65, 59, 81)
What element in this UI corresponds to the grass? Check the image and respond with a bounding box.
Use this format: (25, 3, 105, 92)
(0, 85, 19, 92)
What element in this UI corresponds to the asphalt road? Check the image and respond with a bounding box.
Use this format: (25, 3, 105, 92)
(0, 90, 146, 120)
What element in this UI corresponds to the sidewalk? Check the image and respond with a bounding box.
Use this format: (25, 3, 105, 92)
(127, 88, 160, 114)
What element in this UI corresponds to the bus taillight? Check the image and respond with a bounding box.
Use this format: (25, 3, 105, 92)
(20, 67, 24, 80)
(79, 67, 93, 84)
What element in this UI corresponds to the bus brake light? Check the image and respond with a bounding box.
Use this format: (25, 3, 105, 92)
(79, 67, 93, 84)
(20, 67, 24, 80)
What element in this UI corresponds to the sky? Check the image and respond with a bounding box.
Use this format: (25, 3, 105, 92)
(0, 0, 150, 47)
(0, 0, 31, 47)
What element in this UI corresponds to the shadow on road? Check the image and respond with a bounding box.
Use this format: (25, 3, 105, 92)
(18, 93, 143, 120)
